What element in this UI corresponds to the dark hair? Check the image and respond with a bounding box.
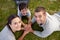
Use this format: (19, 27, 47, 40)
(7, 14, 20, 31)
(35, 6, 45, 12)
(19, 3, 28, 11)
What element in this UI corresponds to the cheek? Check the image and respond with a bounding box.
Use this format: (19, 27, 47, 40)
(24, 11, 27, 13)
(10, 25, 15, 30)
(22, 11, 27, 13)
(10, 24, 17, 29)
(42, 16, 46, 22)
(12, 25, 17, 29)
(19, 23, 21, 27)
(17, 23, 21, 28)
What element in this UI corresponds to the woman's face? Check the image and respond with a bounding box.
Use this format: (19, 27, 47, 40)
(9, 17, 22, 32)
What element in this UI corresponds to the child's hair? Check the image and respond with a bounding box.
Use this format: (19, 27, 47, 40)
(19, 3, 28, 11)
(35, 6, 45, 12)
(7, 14, 20, 31)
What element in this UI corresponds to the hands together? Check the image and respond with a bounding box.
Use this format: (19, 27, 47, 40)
(18, 24, 34, 40)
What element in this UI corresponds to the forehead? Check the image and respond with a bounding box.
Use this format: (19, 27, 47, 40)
(11, 17, 21, 23)
(35, 11, 45, 16)
(21, 8, 27, 11)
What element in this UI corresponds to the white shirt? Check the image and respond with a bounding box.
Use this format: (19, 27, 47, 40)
(0, 25, 16, 40)
(32, 12, 60, 38)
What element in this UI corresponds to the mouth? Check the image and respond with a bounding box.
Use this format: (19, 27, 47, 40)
(40, 23, 43, 25)
(23, 14, 26, 16)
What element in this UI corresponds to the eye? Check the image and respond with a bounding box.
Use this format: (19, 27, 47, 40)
(35, 15, 37, 18)
(14, 22, 17, 25)
(43, 12, 46, 14)
(19, 21, 21, 23)
(39, 15, 42, 18)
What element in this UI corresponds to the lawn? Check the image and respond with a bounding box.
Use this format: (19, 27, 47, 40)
(0, 0, 60, 40)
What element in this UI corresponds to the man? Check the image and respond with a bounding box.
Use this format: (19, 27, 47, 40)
(18, 6, 60, 40)
(31, 6, 60, 38)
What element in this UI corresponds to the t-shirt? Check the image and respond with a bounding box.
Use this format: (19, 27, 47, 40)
(0, 25, 16, 40)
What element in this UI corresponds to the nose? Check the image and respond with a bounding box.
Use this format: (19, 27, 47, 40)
(17, 23, 21, 27)
(36, 17, 40, 21)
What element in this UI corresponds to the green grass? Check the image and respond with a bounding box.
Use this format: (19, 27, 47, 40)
(0, 0, 60, 40)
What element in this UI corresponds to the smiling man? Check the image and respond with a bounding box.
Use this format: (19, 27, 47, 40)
(31, 6, 60, 38)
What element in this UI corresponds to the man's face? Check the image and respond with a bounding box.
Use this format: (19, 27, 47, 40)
(34, 11, 46, 25)
(20, 8, 27, 16)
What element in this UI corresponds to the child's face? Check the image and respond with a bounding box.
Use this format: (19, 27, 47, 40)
(20, 8, 27, 16)
(9, 17, 22, 32)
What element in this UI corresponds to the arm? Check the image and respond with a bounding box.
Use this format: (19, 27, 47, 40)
(27, 16, 31, 24)
(33, 29, 54, 38)
(27, 9, 32, 24)
(18, 30, 30, 40)
(18, 31, 27, 40)
(18, 25, 34, 40)
(21, 21, 26, 27)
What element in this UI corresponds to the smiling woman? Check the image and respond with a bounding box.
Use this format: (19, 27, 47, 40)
(0, 14, 23, 40)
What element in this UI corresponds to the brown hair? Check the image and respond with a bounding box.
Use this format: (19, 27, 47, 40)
(35, 6, 45, 12)
(19, 3, 28, 11)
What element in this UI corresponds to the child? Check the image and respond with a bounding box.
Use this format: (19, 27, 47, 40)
(17, 3, 31, 27)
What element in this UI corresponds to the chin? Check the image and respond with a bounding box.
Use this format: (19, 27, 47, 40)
(16, 29, 21, 31)
(23, 14, 26, 16)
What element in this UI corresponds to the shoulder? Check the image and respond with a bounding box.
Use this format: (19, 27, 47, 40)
(0, 25, 16, 40)
(27, 9, 31, 16)
(27, 9, 30, 11)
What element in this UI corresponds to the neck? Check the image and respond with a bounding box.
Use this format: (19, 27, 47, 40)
(12, 29, 16, 33)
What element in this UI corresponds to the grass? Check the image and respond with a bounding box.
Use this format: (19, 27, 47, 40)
(0, 0, 60, 40)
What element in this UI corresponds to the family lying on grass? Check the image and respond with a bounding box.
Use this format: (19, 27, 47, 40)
(0, 3, 60, 40)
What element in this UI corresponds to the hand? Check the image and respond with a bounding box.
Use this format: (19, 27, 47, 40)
(24, 27, 34, 33)
(24, 24, 28, 27)
(24, 24, 29, 31)
(24, 24, 34, 33)
(18, 37, 23, 40)
(28, 27, 34, 33)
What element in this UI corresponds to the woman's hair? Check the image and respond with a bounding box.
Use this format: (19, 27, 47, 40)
(7, 14, 20, 31)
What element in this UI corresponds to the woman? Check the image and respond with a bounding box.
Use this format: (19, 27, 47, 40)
(0, 14, 24, 40)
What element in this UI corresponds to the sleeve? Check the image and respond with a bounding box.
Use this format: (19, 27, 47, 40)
(31, 17, 36, 23)
(33, 29, 54, 38)
(27, 9, 31, 17)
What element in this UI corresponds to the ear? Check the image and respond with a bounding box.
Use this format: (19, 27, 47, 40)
(9, 24, 12, 27)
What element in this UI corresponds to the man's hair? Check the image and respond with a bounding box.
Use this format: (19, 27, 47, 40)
(35, 6, 45, 12)
(19, 3, 28, 11)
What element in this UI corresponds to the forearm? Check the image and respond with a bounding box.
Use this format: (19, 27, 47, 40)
(21, 21, 26, 27)
(18, 31, 27, 40)
(33, 30, 53, 38)
(33, 31, 46, 38)
(28, 17, 32, 24)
